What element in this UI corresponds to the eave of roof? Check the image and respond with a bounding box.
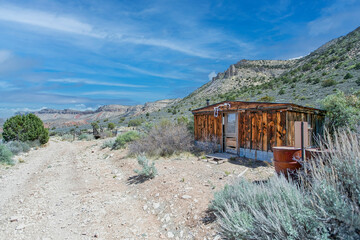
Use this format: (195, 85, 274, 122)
(191, 100, 325, 114)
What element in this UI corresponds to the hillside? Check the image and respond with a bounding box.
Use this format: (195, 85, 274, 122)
(21, 99, 179, 128)
(150, 26, 360, 122)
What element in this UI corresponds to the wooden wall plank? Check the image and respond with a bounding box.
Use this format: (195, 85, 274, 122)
(267, 111, 275, 151)
(262, 111, 267, 151)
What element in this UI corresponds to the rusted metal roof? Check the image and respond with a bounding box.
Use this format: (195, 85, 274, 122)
(191, 101, 325, 115)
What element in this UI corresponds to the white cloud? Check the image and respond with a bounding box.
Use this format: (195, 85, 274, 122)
(0, 5, 101, 38)
(308, 1, 360, 36)
(208, 71, 217, 81)
(0, 81, 19, 90)
(81, 90, 151, 96)
(49, 78, 147, 88)
(0, 5, 219, 59)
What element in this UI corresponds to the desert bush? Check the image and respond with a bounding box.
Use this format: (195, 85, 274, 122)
(257, 95, 275, 102)
(5, 141, 30, 155)
(321, 79, 337, 87)
(3, 113, 49, 144)
(26, 140, 41, 148)
(321, 91, 360, 131)
(112, 131, 140, 150)
(354, 62, 360, 70)
(107, 122, 115, 130)
(0, 144, 14, 165)
(211, 130, 360, 240)
(210, 176, 327, 240)
(61, 134, 74, 141)
(78, 133, 94, 141)
(128, 119, 143, 127)
(344, 72, 353, 79)
(299, 130, 360, 239)
(101, 139, 115, 149)
(129, 121, 193, 157)
(134, 155, 157, 179)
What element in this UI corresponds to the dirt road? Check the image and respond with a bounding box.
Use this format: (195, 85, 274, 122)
(0, 139, 274, 240)
(0, 140, 160, 239)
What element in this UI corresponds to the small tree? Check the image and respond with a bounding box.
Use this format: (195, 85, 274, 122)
(128, 119, 143, 127)
(108, 122, 115, 130)
(321, 91, 360, 131)
(3, 113, 49, 144)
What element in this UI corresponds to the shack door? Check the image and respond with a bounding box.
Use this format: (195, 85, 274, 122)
(223, 113, 238, 153)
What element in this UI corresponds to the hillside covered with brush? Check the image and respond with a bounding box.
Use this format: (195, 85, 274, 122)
(155, 26, 360, 122)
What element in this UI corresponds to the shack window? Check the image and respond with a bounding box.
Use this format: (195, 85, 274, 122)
(226, 113, 236, 134)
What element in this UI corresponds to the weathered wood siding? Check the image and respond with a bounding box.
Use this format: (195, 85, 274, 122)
(194, 114, 222, 143)
(236, 110, 287, 151)
(193, 101, 325, 152)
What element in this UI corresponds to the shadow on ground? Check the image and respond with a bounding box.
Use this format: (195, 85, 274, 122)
(228, 157, 272, 168)
(127, 175, 150, 185)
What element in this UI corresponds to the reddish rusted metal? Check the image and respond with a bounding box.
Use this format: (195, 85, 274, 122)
(273, 146, 302, 175)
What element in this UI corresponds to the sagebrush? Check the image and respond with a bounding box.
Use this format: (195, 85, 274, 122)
(0, 144, 14, 165)
(299, 130, 360, 239)
(129, 121, 193, 157)
(5, 141, 30, 155)
(112, 131, 140, 150)
(101, 139, 115, 149)
(134, 155, 157, 179)
(78, 133, 94, 141)
(211, 130, 360, 240)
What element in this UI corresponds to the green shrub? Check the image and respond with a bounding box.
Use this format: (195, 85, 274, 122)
(257, 95, 275, 102)
(107, 122, 115, 130)
(78, 133, 94, 141)
(3, 113, 49, 144)
(61, 134, 74, 141)
(113, 131, 140, 150)
(321, 91, 360, 131)
(210, 176, 327, 240)
(128, 119, 143, 127)
(312, 78, 320, 84)
(302, 63, 311, 71)
(354, 62, 360, 70)
(321, 79, 337, 87)
(356, 77, 360, 86)
(91, 122, 99, 130)
(299, 130, 360, 238)
(0, 144, 14, 165)
(211, 130, 360, 240)
(118, 117, 125, 124)
(101, 139, 115, 149)
(344, 73, 353, 79)
(278, 89, 285, 95)
(5, 141, 30, 155)
(134, 155, 157, 179)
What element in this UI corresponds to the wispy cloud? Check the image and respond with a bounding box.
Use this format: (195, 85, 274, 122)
(0, 81, 19, 90)
(308, 0, 360, 36)
(115, 63, 189, 80)
(48, 78, 147, 88)
(0, 5, 101, 37)
(0, 4, 220, 59)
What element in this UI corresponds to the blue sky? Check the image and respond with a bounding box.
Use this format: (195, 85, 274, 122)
(0, 0, 360, 118)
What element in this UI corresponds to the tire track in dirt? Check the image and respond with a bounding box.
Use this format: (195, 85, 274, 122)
(0, 140, 161, 239)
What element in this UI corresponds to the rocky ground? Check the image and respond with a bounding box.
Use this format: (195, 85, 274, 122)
(0, 139, 274, 239)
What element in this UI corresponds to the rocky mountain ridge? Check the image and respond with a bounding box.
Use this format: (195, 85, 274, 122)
(27, 99, 179, 127)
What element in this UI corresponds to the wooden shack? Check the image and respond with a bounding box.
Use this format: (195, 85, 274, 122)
(192, 101, 326, 161)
